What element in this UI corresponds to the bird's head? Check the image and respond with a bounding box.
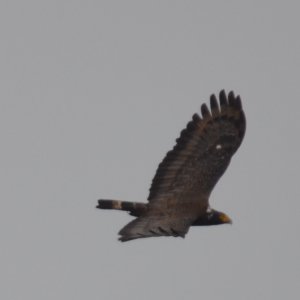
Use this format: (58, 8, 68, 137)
(194, 209, 232, 226)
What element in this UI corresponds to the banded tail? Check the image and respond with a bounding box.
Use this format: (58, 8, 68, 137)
(97, 199, 189, 242)
(97, 199, 147, 217)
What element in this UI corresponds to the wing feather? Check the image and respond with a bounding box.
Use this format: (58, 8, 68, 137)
(148, 90, 246, 202)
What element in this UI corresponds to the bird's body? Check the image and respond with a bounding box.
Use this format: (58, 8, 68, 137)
(97, 90, 246, 241)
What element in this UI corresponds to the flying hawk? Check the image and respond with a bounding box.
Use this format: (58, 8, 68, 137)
(97, 90, 246, 242)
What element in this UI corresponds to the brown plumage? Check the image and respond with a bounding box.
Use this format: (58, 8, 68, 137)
(97, 90, 246, 241)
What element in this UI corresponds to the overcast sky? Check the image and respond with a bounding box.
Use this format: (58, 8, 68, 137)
(1, 1, 299, 299)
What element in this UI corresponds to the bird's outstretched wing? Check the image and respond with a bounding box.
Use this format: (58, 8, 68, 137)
(119, 90, 246, 241)
(148, 90, 246, 203)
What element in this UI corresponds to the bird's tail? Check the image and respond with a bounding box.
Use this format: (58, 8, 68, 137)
(96, 199, 147, 217)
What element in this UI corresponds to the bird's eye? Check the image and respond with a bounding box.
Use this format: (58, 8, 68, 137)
(206, 208, 213, 219)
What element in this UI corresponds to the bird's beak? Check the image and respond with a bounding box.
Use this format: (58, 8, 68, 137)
(219, 213, 232, 224)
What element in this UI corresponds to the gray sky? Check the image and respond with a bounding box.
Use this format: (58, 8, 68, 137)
(1, 1, 299, 299)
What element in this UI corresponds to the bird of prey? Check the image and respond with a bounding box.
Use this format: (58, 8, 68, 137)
(97, 90, 246, 242)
